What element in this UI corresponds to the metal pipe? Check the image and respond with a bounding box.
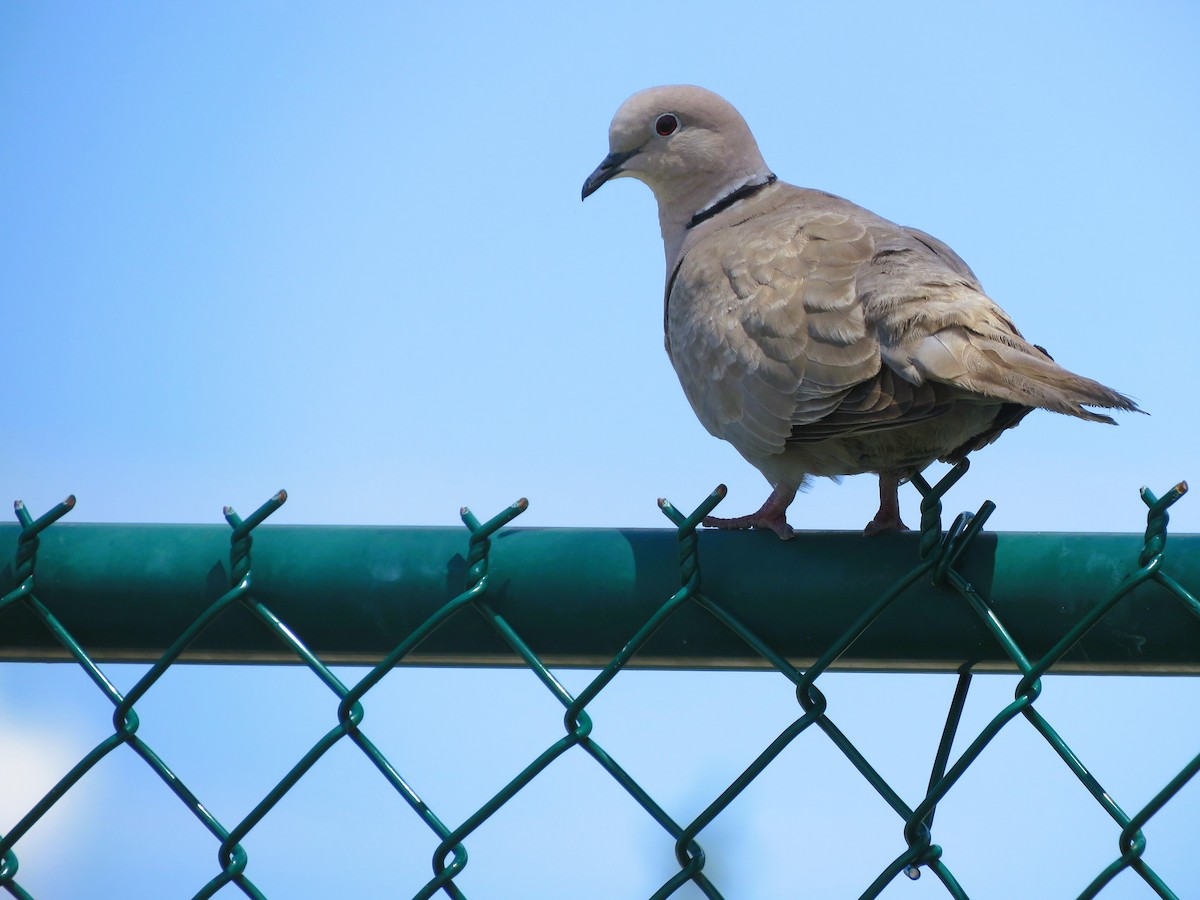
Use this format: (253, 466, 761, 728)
(2, 523, 1197, 673)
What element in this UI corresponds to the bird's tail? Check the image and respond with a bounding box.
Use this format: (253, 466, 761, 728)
(916, 329, 1144, 422)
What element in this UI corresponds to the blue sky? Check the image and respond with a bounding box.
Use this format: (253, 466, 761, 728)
(2, 2, 1198, 897)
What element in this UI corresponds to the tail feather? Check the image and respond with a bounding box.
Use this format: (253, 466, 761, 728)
(977, 341, 1140, 420)
(913, 329, 1143, 421)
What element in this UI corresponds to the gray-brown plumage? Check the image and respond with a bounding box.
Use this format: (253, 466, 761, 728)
(582, 85, 1141, 538)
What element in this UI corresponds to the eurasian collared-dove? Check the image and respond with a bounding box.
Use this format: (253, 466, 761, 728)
(582, 85, 1141, 539)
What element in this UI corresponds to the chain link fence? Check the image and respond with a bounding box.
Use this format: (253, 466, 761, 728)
(2, 460, 1198, 899)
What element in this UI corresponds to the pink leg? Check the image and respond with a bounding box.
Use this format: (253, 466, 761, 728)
(703, 483, 797, 540)
(864, 473, 908, 536)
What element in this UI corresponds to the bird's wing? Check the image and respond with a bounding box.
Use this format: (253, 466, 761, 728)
(862, 234, 1140, 424)
(901, 226, 982, 287)
(666, 206, 958, 459)
(665, 191, 1142, 465)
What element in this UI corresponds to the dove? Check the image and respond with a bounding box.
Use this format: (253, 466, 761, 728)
(582, 85, 1141, 539)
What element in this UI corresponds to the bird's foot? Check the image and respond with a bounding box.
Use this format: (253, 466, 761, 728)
(863, 512, 908, 537)
(702, 511, 795, 540)
(865, 473, 908, 536)
(702, 484, 798, 540)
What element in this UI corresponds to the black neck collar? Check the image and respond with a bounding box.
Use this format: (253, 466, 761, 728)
(686, 175, 777, 230)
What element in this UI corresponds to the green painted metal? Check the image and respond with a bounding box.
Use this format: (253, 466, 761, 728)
(2, 464, 1198, 899)
(2, 496, 1200, 672)
(1, 510, 1197, 672)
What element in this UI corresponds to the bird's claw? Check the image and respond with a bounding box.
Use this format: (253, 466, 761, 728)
(702, 513, 795, 540)
(863, 513, 908, 537)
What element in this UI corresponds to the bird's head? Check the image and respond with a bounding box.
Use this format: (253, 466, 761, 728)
(581, 85, 772, 220)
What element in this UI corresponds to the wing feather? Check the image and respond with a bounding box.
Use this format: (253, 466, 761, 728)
(665, 185, 1139, 468)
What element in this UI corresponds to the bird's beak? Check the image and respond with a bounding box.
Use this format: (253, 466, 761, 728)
(581, 149, 639, 200)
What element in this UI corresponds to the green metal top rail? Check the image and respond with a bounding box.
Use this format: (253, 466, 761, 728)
(3, 494, 1197, 674)
(3, 468, 1199, 899)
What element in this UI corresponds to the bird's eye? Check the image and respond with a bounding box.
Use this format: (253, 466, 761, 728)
(655, 114, 679, 136)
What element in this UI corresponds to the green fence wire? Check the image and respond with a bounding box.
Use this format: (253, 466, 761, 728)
(1, 461, 1198, 898)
